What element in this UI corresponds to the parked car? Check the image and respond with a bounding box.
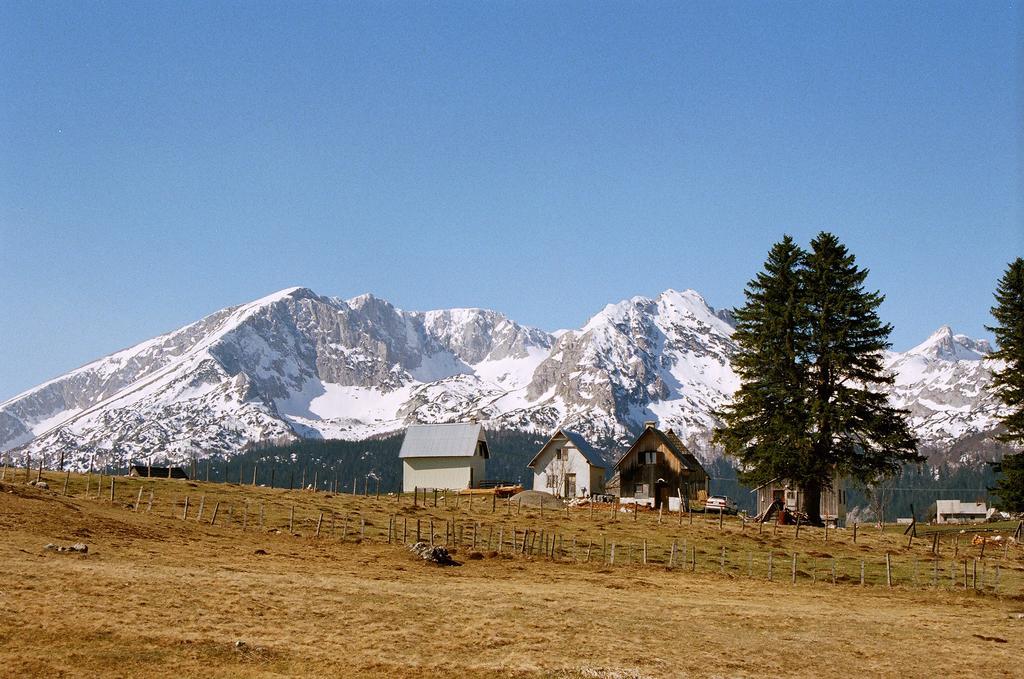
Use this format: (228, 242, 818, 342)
(704, 495, 738, 514)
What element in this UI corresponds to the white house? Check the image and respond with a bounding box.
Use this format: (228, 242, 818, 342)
(935, 500, 988, 524)
(399, 423, 489, 493)
(527, 428, 605, 498)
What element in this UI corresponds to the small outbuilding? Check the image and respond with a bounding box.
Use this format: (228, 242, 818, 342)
(935, 500, 987, 524)
(751, 473, 847, 527)
(399, 422, 489, 493)
(614, 421, 709, 510)
(527, 428, 605, 498)
(129, 465, 188, 479)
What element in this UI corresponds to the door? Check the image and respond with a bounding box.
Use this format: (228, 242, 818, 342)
(564, 473, 576, 498)
(655, 481, 669, 509)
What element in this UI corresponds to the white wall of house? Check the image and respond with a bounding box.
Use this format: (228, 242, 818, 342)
(935, 500, 987, 524)
(402, 455, 486, 493)
(532, 443, 603, 497)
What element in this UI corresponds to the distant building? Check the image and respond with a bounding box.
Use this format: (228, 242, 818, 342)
(935, 500, 988, 524)
(613, 421, 709, 510)
(129, 465, 188, 479)
(527, 428, 605, 498)
(751, 473, 847, 527)
(399, 423, 489, 492)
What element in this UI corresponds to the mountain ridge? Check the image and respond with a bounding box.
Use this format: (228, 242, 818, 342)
(1, 286, 1007, 471)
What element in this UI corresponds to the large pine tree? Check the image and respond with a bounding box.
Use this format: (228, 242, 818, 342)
(713, 236, 810, 488)
(986, 257, 1024, 510)
(800, 232, 920, 524)
(716, 232, 920, 525)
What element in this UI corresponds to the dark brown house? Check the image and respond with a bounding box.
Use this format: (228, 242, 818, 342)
(613, 421, 708, 509)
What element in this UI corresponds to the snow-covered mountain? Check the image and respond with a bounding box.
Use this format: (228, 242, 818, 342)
(0, 287, 1005, 470)
(883, 325, 1004, 463)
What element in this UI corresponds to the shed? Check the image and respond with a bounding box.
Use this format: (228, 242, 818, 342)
(527, 428, 605, 498)
(129, 465, 189, 479)
(399, 423, 489, 493)
(751, 473, 847, 527)
(613, 421, 708, 510)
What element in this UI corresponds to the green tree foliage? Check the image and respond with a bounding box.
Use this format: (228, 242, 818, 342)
(800, 233, 920, 522)
(990, 452, 1024, 512)
(715, 232, 920, 524)
(713, 236, 809, 488)
(986, 257, 1024, 510)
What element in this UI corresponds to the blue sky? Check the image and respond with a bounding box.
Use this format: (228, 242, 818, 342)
(1, 2, 1020, 401)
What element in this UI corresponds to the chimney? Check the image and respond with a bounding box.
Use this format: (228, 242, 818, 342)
(644, 420, 657, 429)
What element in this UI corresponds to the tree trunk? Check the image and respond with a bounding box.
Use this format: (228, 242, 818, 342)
(802, 479, 824, 526)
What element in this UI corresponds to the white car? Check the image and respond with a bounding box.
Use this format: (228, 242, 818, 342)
(704, 495, 738, 514)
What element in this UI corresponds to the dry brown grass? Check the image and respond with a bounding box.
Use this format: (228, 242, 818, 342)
(1, 472, 1022, 677)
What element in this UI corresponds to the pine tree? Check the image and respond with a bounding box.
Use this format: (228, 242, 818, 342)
(986, 258, 1024, 510)
(716, 233, 920, 525)
(800, 232, 920, 523)
(713, 236, 811, 488)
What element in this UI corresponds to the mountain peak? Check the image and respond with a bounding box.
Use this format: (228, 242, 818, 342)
(908, 326, 991, 361)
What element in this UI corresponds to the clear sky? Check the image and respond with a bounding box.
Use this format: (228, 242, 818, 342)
(1, 2, 1021, 401)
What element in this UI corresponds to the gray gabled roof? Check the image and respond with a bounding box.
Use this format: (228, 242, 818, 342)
(528, 428, 606, 469)
(399, 423, 487, 459)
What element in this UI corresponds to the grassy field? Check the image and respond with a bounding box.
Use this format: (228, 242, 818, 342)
(1, 470, 1022, 677)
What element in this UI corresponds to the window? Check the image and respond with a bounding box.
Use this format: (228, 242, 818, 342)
(546, 475, 557, 489)
(555, 448, 566, 461)
(641, 451, 657, 465)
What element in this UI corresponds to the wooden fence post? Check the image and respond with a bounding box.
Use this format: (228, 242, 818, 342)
(63, 470, 71, 496)
(853, 522, 857, 543)
(791, 552, 797, 584)
(886, 553, 892, 588)
(768, 552, 773, 581)
(182, 495, 189, 521)
(289, 505, 294, 533)
(316, 512, 323, 538)
(109, 476, 115, 503)
(211, 501, 220, 525)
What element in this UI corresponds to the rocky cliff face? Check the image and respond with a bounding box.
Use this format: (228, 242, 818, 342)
(0, 287, 1005, 470)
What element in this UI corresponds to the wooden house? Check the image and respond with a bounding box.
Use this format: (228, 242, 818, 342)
(129, 465, 188, 479)
(527, 428, 605, 498)
(751, 472, 847, 527)
(399, 422, 489, 492)
(613, 421, 708, 510)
